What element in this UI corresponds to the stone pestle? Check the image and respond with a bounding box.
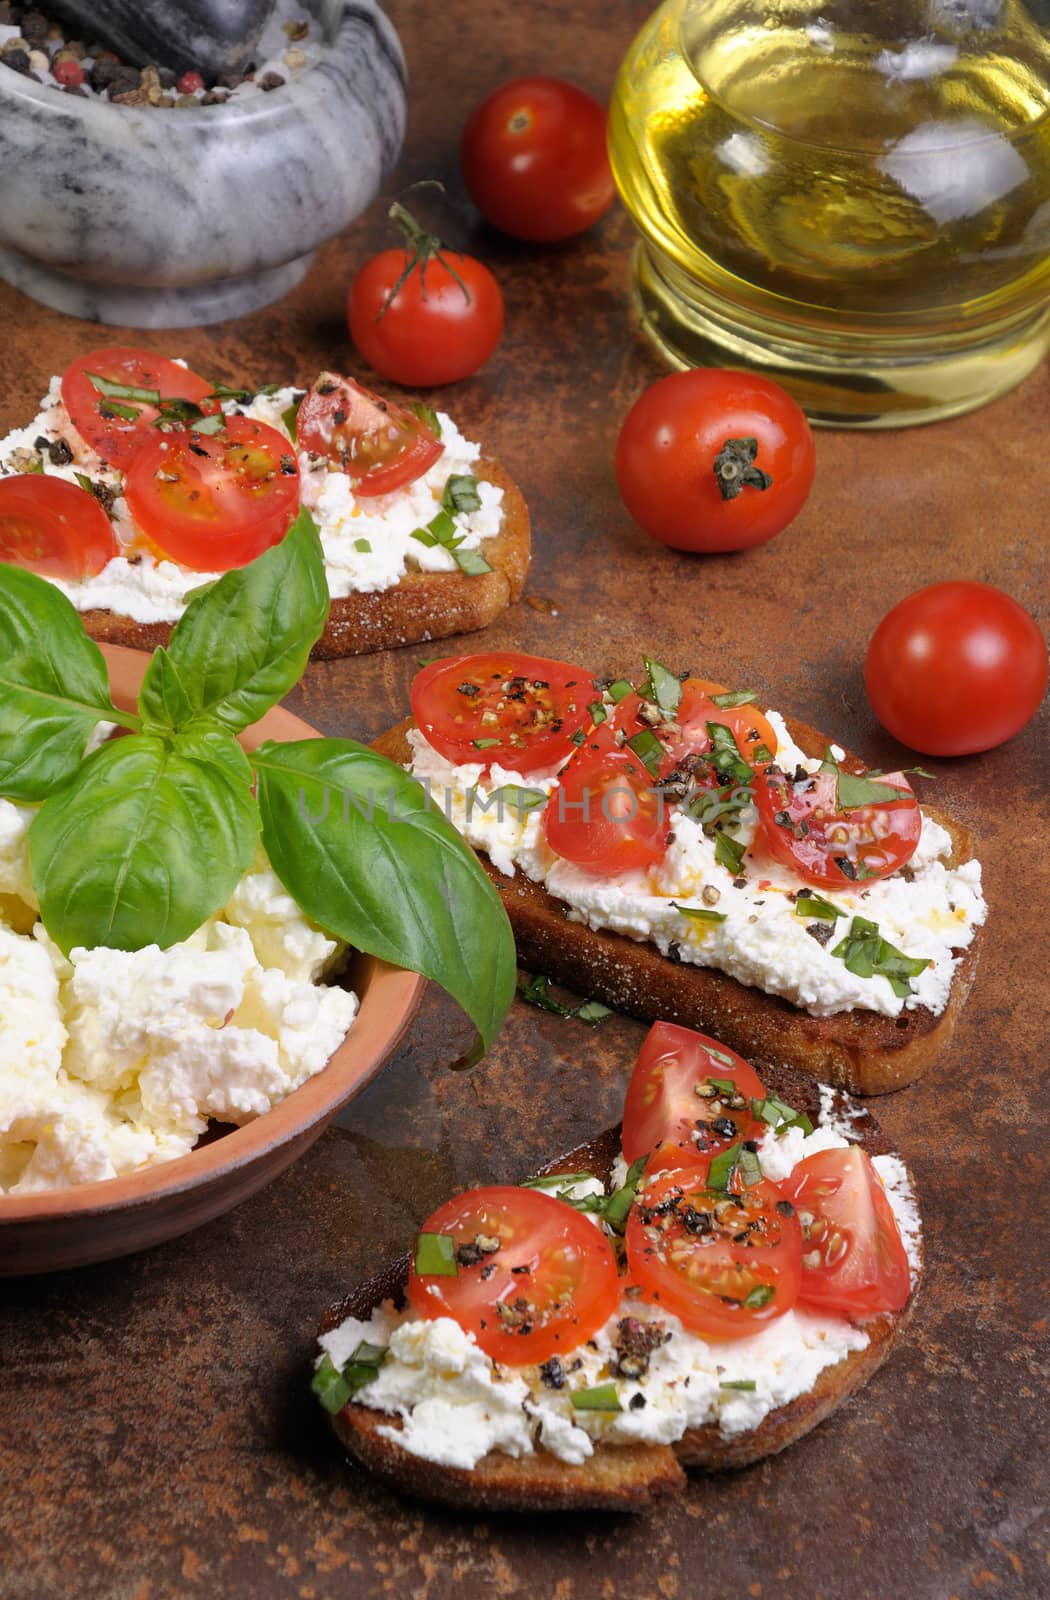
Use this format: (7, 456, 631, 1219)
(44, 0, 276, 79)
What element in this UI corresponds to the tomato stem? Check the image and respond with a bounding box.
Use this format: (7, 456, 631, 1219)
(378, 192, 473, 320)
(713, 436, 773, 502)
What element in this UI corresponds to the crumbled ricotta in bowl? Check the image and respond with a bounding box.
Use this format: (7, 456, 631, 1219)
(0, 801, 357, 1194)
(0, 380, 504, 623)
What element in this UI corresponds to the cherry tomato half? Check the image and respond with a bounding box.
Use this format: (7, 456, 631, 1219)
(622, 1022, 767, 1168)
(626, 1161, 802, 1341)
(349, 248, 504, 388)
(407, 1185, 621, 1365)
(752, 766, 921, 888)
(864, 580, 1048, 757)
(461, 76, 615, 242)
(615, 370, 815, 553)
(783, 1146, 911, 1317)
(411, 652, 596, 776)
(61, 348, 219, 470)
(544, 746, 670, 876)
(0, 474, 119, 580)
(124, 416, 299, 572)
(296, 372, 443, 496)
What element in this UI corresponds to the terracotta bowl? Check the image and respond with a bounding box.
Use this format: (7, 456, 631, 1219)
(0, 644, 424, 1276)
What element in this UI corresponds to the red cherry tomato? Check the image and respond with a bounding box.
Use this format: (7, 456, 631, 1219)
(407, 1185, 621, 1365)
(349, 249, 504, 388)
(123, 416, 299, 572)
(625, 1161, 802, 1341)
(544, 746, 670, 876)
(296, 372, 443, 497)
(865, 581, 1048, 757)
(615, 370, 815, 553)
(411, 652, 596, 776)
(61, 348, 219, 469)
(622, 1022, 767, 1169)
(752, 766, 921, 888)
(461, 75, 615, 242)
(783, 1146, 911, 1317)
(0, 474, 118, 580)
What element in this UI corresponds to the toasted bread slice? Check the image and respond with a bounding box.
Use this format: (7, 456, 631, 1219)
(373, 717, 982, 1096)
(320, 1065, 919, 1512)
(76, 458, 529, 660)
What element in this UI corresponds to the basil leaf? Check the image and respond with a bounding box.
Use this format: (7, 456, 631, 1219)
(643, 655, 681, 714)
(672, 902, 727, 925)
(714, 831, 746, 875)
(30, 730, 257, 955)
(311, 1353, 352, 1414)
(795, 891, 842, 921)
(819, 749, 912, 809)
(626, 728, 663, 777)
(743, 1284, 775, 1309)
(0, 565, 127, 801)
(145, 507, 328, 734)
(136, 646, 195, 732)
(86, 372, 160, 405)
(282, 394, 303, 441)
(705, 721, 751, 783)
(711, 690, 757, 708)
(189, 412, 224, 436)
(441, 474, 482, 515)
(518, 972, 571, 1015)
(413, 401, 441, 436)
(706, 1143, 741, 1191)
(414, 1232, 458, 1276)
(831, 916, 932, 998)
(483, 784, 548, 815)
(601, 1153, 647, 1232)
(253, 739, 516, 1056)
(454, 547, 494, 577)
(607, 679, 634, 703)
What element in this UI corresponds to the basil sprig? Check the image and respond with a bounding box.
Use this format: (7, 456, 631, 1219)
(0, 513, 515, 1057)
(831, 916, 931, 998)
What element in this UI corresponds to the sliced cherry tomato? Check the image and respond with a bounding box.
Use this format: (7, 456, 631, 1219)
(0, 474, 119, 580)
(411, 652, 596, 776)
(461, 76, 615, 242)
(544, 746, 670, 876)
(752, 765, 921, 888)
(348, 203, 504, 387)
(615, 370, 815, 553)
(296, 372, 443, 497)
(61, 348, 219, 470)
(622, 1022, 767, 1168)
(783, 1147, 911, 1317)
(626, 1161, 802, 1341)
(865, 581, 1048, 757)
(407, 1185, 621, 1365)
(123, 416, 299, 572)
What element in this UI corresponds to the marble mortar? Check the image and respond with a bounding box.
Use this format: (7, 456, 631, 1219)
(0, 0, 406, 327)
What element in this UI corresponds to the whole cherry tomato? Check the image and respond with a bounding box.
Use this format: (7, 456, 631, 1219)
(864, 581, 1048, 756)
(615, 370, 815, 553)
(461, 76, 615, 242)
(348, 202, 504, 387)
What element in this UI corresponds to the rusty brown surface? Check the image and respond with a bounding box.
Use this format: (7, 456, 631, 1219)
(0, 0, 1048, 1595)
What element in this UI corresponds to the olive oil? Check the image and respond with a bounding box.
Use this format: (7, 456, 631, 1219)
(610, 0, 1050, 426)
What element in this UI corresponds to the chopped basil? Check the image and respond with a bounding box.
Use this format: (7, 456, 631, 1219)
(742, 1284, 775, 1310)
(441, 474, 482, 516)
(626, 728, 663, 778)
(413, 1232, 458, 1277)
(607, 679, 634, 703)
(751, 743, 773, 764)
(601, 1154, 647, 1231)
(704, 1045, 737, 1067)
(73, 472, 95, 495)
(831, 916, 932, 998)
(98, 399, 141, 423)
(714, 831, 746, 875)
(518, 972, 613, 1026)
(190, 412, 225, 436)
(353, 538, 372, 554)
(311, 1343, 388, 1414)
(569, 728, 586, 746)
(523, 1155, 644, 1232)
(719, 1378, 757, 1391)
(86, 371, 161, 405)
(819, 750, 913, 809)
(484, 784, 547, 814)
(206, 383, 253, 403)
(672, 902, 727, 925)
(411, 509, 459, 549)
(588, 701, 608, 725)
(522, 1170, 597, 1192)
(738, 1146, 763, 1187)
(706, 1142, 742, 1191)
(413, 401, 442, 436)
(472, 737, 501, 750)
(705, 1076, 737, 1096)
(681, 782, 754, 833)
(705, 722, 752, 784)
(570, 1383, 622, 1413)
(711, 690, 757, 708)
(311, 1353, 352, 1414)
(751, 1094, 814, 1138)
(454, 548, 494, 577)
(643, 655, 682, 715)
(574, 999, 613, 1025)
(153, 396, 205, 426)
(795, 892, 842, 921)
(281, 394, 304, 441)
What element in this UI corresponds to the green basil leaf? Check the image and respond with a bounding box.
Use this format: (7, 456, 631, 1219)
(441, 474, 482, 515)
(711, 690, 757, 708)
(601, 1153, 647, 1232)
(626, 727, 663, 777)
(413, 401, 441, 436)
(795, 891, 842, 921)
(282, 394, 304, 441)
(253, 739, 516, 1056)
(311, 1353, 352, 1414)
(29, 729, 258, 955)
(0, 565, 127, 801)
(714, 831, 746, 875)
(672, 902, 727, 925)
(518, 972, 571, 1015)
(454, 547, 494, 577)
(607, 679, 634, 703)
(830, 915, 932, 998)
(643, 654, 682, 714)
(147, 507, 328, 734)
(136, 646, 195, 732)
(86, 372, 160, 405)
(414, 1233, 458, 1276)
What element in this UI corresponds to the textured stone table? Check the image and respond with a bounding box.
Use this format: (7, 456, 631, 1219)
(0, 1, 1047, 1596)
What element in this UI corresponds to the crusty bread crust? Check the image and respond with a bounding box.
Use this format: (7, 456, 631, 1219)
(320, 1066, 920, 1512)
(76, 457, 529, 660)
(373, 717, 982, 1096)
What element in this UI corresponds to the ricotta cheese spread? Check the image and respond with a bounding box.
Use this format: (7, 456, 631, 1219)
(0, 801, 357, 1194)
(0, 379, 504, 624)
(405, 709, 987, 1020)
(317, 1108, 921, 1468)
